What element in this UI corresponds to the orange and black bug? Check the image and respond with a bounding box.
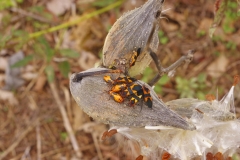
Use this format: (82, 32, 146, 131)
(108, 90, 124, 103)
(104, 76, 128, 103)
(142, 86, 153, 108)
(113, 76, 137, 85)
(111, 83, 127, 92)
(129, 48, 141, 67)
(129, 93, 142, 107)
(122, 84, 143, 107)
(122, 84, 143, 97)
(103, 75, 137, 85)
(103, 75, 114, 84)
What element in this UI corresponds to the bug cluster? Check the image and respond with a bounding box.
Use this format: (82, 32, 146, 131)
(103, 73, 153, 109)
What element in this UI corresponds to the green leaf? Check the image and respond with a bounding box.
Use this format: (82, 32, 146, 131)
(58, 61, 70, 78)
(28, 6, 44, 14)
(12, 30, 28, 37)
(209, 0, 230, 37)
(45, 65, 55, 83)
(158, 31, 168, 44)
(197, 73, 206, 83)
(0, 34, 12, 48)
(93, 0, 116, 7)
(196, 91, 206, 100)
(59, 49, 80, 58)
(37, 36, 54, 62)
(154, 85, 162, 94)
(141, 67, 153, 83)
(11, 55, 34, 68)
(160, 37, 169, 44)
(60, 132, 68, 141)
(157, 75, 170, 85)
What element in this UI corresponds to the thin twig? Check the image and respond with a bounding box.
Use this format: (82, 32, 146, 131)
(49, 82, 83, 158)
(20, 63, 46, 99)
(36, 121, 41, 160)
(92, 133, 104, 160)
(61, 85, 73, 124)
(10, 7, 55, 24)
(148, 50, 195, 86)
(40, 146, 72, 158)
(20, 146, 31, 160)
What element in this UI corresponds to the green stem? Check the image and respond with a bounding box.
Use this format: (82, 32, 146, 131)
(26, 0, 123, 39)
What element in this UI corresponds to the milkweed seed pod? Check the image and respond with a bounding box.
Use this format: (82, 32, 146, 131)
(102, 0, 164, 76)
(108, 77, 240, 160)
(70, 68, 196, 130)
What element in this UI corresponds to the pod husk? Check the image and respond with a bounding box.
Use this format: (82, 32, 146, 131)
(70, 68, 196, 130)
(102, 0, 163, 76)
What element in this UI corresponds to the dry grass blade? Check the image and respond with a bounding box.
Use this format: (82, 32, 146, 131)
(0, 119, 39, 159)
(36, 121, 41, 160)
(49, 82, 83, 158)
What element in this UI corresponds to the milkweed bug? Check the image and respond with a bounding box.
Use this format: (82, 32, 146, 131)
(129, 93, 142, 107)
(103, 75, 114, 84)
(103, 75, 137, 85)
(108, 90, 124, 103)
(122, 84, 143, 97)
(113, 76, 137, 85)
(142, 86, 153, 108)
(122, 84, 143, 107)
(129, 48, 141, 67)
(111, 83, 127, 92)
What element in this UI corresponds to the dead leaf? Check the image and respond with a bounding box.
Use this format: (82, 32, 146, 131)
(28, 95, 38, 110)
(0, 57, 8, 71)
(21, 72, 38, 81)
(197, 18, 212, 34)
(161, 20, 179, 32)
(78, 50, 98, 70)
(47, 0, 73, 16)
(33, 74, 47, 92)
(0, 89, 18, 105)
(206, 54, 229, 78)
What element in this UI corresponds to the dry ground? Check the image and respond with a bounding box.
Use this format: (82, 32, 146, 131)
(0, 0, 240, 159)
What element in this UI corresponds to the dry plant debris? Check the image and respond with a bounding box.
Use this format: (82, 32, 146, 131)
(0, 0, 240, 159)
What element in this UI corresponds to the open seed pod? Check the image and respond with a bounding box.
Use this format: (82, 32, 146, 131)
(103, 77, 240, 160)
(102, 0, 164, 76)
(70, 68, 196, 130)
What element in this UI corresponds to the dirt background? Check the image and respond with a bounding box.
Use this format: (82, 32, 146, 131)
(0, 0, 240, 159)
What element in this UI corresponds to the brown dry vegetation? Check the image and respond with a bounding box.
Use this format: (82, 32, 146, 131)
(0, 0, 240, 159)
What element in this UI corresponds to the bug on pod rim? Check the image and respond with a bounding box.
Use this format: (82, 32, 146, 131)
(104, 75, 143, 106)
(103, 75, 153, 109)
(129, 48, 141, 67)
